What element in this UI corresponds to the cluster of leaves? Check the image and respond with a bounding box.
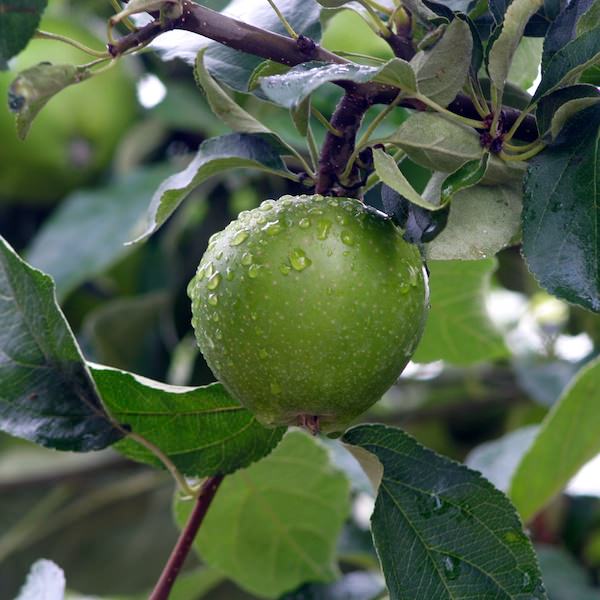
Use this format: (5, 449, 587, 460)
(0, 0, 600, 599)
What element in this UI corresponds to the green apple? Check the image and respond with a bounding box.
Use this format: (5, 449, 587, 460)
(189, 194, 428, 432)
(0, 17, 137, 204)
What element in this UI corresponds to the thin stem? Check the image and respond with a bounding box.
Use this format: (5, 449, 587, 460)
(416, 94, 485, 129)
(358, 0, 392, 36)
(128, 430, 196, 497)
(504, 103, 536, 144)
(266, 0, 298, 39)
(35, 30, 109, 58)
(109, 0, 137, 31)
(311, 106, 342, 136)
(503, 139, 540, 153)
(365, 0, 393, 15)
(307, 124, 320, 171)
(341, 92, 403, 182)
(333, 50, 387, 64)
(286, 148, 316, 179)
(149, 475, 225, 600)
(499, 141, 546, 162)
(465, 78, 489, 119)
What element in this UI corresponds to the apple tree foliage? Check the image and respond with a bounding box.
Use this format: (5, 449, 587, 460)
(1, 0, 600, 598)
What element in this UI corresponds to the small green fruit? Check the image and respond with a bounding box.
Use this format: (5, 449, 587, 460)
(189, 195, 428, 432)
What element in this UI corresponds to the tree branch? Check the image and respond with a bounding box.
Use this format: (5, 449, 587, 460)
(149, 474, 224, 600)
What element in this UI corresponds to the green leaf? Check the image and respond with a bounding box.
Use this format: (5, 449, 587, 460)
(577, 0, 600, 36)
(386, 113, 526, 185)
(93, 365, 284, 478)
(536, 84, 600, 139)
(16, 559, 64, 600)
(372, 57, 418, 92)
(510, 356, 600, 522)
(0, 0, 47, 69)
(281, 572, 386, 600)
(373, 148, 441, 211)
(413, 259, 509, 365)
(533, 25, 600, 102)
(195, 49, 270, 134)
(410, 18, 472, 106)
(466, 426, 539, 493)
(175, 430, 351, 598)
(248, 59, 291, 91)
(25, 165, 173, 301)
(342, 424, 547, 600)
(423, 176, 522, 260)
(522, 104, 600, 311)
(487, 0, 544, 105)
(131, 133, 294, 243)
(8, 61, 92, 139)
(0, 236, 121, 452)
(260, 61, 378, 109)
(439, 154, 490, 205)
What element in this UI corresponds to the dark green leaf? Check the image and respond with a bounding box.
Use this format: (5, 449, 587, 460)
(260, 61, 379, 109)
(536, 84, 600, 139)
(343, 424, 547, 600)
(26, 165, 174, 301)
(93, 365, 284, 477)
(8, 62, 91, 139)
(533, 24, 600, 102)
(542, 0, 596, 70)
(510, 356, 600, 522)
(281, 572, 386, 600)
(0, 236, 121, 452)
(439, 154, 490, 205)
(0, 0, 47, 69)
(175, 431, 350, 599)
(16, 559, 64, 600)
(131, 133, 294, 243)
(522, 104, 600, 311)
(413, 259, 509, 364)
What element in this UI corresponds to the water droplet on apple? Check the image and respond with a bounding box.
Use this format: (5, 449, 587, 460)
(290, 249, 312, 271)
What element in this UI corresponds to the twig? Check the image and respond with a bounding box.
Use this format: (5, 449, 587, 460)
(149, 475, 225, 600)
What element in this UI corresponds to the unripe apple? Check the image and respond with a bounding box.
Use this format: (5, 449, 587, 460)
(189, 195, 428, 432)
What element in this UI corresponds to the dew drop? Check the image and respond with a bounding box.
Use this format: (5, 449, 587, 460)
(316, 219, 332, 240)
(212, 312, 219, 321)
(336, 214, 348, 225)
(215, 329, 223, 340)
(255, 215, 266, 225)
(279, 263, 291, 276)
(408, 266, 419, 287)
(341, 230, 355, 246)
(281, 197, 293, 207)
(241, 252, 253, 266)
(215, 251, 223, 260)
(195, 267, 206, 282)
(298, 217, 311, 229)
(207, 272, 222, 290)
(327, 198, 339, 207)
(186, 280, 196, 298)
(263, 221, 282, 236)
(309, 207, 324, 216)
(208, 232, 220, 245)
(259, 200, 275, 211)
(270, 381, 282, 394)
(225, 268, 235, 281)
(289, 248, 312, 271)
(205, 262, 215, 277)
(248, 264, 261, 278)
(259, 349, 268, 359)
(441, 555, 461, 581)
(207, 293, 218, 306)
(230, 230, 249, 246)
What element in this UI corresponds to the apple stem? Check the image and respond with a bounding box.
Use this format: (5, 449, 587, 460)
(298, 414, 321, 435)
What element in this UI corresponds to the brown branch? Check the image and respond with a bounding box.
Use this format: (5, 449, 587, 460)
(149, 474, 224, 600)
(108, 0, 538, 194)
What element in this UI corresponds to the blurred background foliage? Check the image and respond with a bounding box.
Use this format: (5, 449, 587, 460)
(1, 1, 600, 598)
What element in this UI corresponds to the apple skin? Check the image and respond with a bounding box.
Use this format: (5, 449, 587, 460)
(0, 17, 137, 204)
(189, 195, 428, 432)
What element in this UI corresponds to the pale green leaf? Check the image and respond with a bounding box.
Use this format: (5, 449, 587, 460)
(487, 0, 544, 104)
(372, 57, 418, 92)
(410, 18, 473, 106)
(423, 175, 522, 260)
(386, 113, 526, 185)
(175, 430, 351, 598)
(413, 259, 509, 365)
(507, 36, 543, 90)
(510, 356, 600, 522)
